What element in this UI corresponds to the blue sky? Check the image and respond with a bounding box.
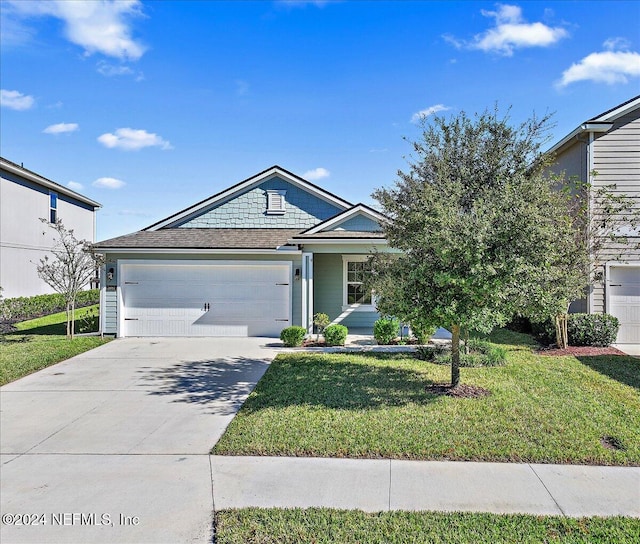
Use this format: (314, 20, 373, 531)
(1, 0, 639, 241)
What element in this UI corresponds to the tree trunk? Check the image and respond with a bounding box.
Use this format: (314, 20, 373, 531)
(463, 327, 469, 355)
(555, 313, 568, 349)
(451, 324, 460, 387)
(70, 300, 75, 340)
(66, 302, 72, 339)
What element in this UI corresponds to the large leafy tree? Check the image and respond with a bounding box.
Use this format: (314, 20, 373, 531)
(37, 219, 103, 338)
(370, 107, 579, 386)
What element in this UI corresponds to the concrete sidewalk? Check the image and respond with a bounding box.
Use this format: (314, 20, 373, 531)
(211, 456, 640, 517)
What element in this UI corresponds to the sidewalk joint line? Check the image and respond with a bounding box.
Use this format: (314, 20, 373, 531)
(528, 464, 566, 517)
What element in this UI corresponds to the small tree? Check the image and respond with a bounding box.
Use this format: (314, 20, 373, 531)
(370, 107, 572, 386)
(313, 312, 330, 342)
(36, 219, 103, 338)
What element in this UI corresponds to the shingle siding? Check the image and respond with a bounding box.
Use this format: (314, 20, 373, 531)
(328, 215, 382, 232)
(176, 177, 343, 229)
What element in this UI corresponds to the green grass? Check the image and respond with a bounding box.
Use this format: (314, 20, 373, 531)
(213, 329, 640, 465)
(1, 305, 110, 385)
(215, 509, 640, 544)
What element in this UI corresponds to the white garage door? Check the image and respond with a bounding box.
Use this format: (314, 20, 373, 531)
(608, 266, 640, 344)
(121, 262, 291, 337)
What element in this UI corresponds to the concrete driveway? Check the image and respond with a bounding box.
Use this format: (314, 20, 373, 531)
(0, 337, 278, 544)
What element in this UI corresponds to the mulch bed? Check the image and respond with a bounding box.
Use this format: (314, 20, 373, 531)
(536, 346, 626, 357)
(425, 383, 491, 398)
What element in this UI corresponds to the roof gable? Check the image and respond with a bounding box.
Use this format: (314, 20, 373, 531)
(146, 166, 351, 231)
(301, 204, 386, 234)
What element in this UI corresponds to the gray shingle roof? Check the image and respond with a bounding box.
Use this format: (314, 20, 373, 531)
(94, 228, 302, 250)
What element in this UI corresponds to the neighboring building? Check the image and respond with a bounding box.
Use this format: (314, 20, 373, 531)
(548, 95, 640, 344)
(94, 166, 391, 337)
(0, 157, 101, 299)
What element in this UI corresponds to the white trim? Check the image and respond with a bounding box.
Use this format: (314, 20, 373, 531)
(342, 255, 375, 311)
(302, 204, 387, 234)
(95, 248, 302, 255)
(546, 123, 613, 156)
(587, 131, 596, 314)
(147, 167, 351, 230)
(289, 238, 388, 245)
(99, 264, 105, 336)
(591, 96, 640, 122)
(301, 252, 314, 332)
(1, 158, 102, 208)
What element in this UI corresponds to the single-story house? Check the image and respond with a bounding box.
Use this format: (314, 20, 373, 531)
(548, 95, 640, 344)
(93, 166, 391, 337)
(1, 157, 101, 299)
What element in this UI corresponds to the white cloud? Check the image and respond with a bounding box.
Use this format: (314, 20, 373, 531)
(411, 104, 450, 123)
(67, 181, 84, 191)
(303, 167, 330, 180)
(96, 60, 144, 80)
(93, 177, 126, 189)
(447, 4, 568, 56)
(43, 122, 79, 134)
(6, 0, 146, 60)
(1, 89, 35, 110)
(97, 128, 173, 151)
(558, 50, 640, 87)
(603, 37, 632, 51)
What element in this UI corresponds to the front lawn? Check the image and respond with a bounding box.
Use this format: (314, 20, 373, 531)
(213, 330, 640, 465)
(0, 305, 110, 385)
(215, 508, 640, 544)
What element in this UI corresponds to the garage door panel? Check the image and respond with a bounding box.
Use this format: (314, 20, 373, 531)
(121, 263, 291, 337)
(609, 266, 640, 344)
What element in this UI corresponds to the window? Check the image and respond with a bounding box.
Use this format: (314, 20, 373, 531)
(49, 191, 58, 223)
(266, 190, 286, 215)
(343, 256, 373, 308)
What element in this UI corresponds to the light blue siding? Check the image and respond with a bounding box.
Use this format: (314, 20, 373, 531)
(313, 253, 379, 331)
(177, 177, 343, 229)
(328, 215, 381, 232)
(103, 289, 118, 334)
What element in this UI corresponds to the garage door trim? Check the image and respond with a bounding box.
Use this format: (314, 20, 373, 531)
(117, 259, 293, 337)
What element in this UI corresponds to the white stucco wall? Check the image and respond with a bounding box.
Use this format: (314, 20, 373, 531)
(0, 172, 97, 299)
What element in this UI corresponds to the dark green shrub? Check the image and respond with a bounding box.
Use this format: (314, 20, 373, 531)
(533, 313, 620, 347)
(568, 313, 619, 347)
(373, 317, 400, 345)
(507, 315, 533, 333)
(324, 324, 348, 346)
(280, 326, 306, 347)
(531, 319, 557, 346)
(0, 289, 100, 323)
(415, 344, 448, 361)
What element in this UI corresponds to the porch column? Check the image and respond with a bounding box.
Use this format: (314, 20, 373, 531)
(301, 252, 314, 333)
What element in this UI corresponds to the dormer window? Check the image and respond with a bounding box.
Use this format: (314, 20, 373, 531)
(266, 190, 286, 215)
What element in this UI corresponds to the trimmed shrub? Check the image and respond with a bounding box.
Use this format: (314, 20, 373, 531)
(373, 317, 400, 345)
(568, 313, 619, 347)
(280, 326, 306, 347)
(324, 324, 348, 346)
(533, 313, 620, 347)
(415, 344, 448, 362)
(0, 289, 100, 323)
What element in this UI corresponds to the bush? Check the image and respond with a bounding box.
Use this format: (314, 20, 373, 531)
(373, 317, 400, 345)
(410, 320, 437, 344)
(0, 289, 100, 323)
(417, 339, 506, 367)
(568, 313, 619, 347)
(324, 324, 348, 346)
(533, 313, 620, 347)
(279, 326, 307, 347)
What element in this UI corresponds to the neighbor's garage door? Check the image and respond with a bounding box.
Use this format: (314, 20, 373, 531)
(121, 262, 291, 337)
(608, 266, 640, 344)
